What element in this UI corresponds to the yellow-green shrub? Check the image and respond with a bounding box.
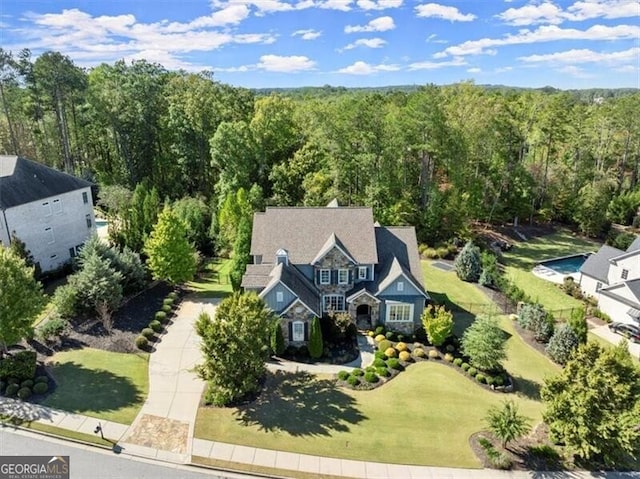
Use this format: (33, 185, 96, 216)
(385, 347, 397, 358)
(399, 351, 411, 362)
(395, 342, 408, 352)
(374, 334, 386, 343)
(412, 348, 426, 358)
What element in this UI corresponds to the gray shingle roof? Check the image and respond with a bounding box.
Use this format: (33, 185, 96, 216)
(626, 236, 640, 253)
(310, 233, 356, 265)
(250, 207, 378, 265)
(579, 244, 623, 283)
(0, 156, 91, 210)
(261, 263, 321, 316)
(625, 278, 640, 302)
(241, 264, 274, 289)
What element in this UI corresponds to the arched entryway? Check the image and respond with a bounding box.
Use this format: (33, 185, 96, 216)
(356, 304, 371, 329)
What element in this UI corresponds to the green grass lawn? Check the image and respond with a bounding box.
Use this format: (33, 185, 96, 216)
(502, 230, 601, 313)
(42, 348, 148, 424)
(186, 258, 233, 298)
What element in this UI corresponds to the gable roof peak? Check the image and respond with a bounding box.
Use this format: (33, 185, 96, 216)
(311, 232, 357, 265)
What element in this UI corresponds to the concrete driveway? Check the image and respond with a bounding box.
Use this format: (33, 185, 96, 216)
(590, 323, 640, 359)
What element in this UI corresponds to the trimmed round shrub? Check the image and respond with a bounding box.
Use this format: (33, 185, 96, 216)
(337, 370, 350, 381)
(35, 376, 48, 384)
(161, 304, 172, 313)
(374, 326, 385, 336)
(399, 351, 411, 362)
(428, 350, 440, 359)
(395, 342, 408, 352)
(376, 367, 390, 377)
(364, 372, 379, 383)
(461, 362, 471, 371)
(385, 347, 397, 358)
(373, 358, 386, 368)
(486, 376, 495, 386)
(141, 328, 155, 339)
(20, 379, 34, 388)
(445, 344, 455, 353)
(365, 366, 376, 373)
(168, 291, 178, 300)
(7, 377, 19, 385)
(135, 335, 149, 350)
(17, 387, 31, 400)
(352, 368, 364, 377)
(163, 298, 174, 307)
(33, 382, 48, 395)
(454, 241, 481, 282)
(155, 311, 167, 322)
(347, 375, 360, 386)
(453, 358, 463, 366)
(149, 320, 162, 333)
(5, 383, 19, 397)
(374, 350, 387, 360)
(476, 373, 486, 384)
(385, 331, 397, 341)
(444, 353, 454, 362)
(412, 347, 426, 359)
(494, 376, 505, 387)
(368, 331, 375, 337)
(374, 334, 386, 343)
(468, 367, 478, 377)
(378, 339, 392, 352)
(387, 358, 403, 370)
(546, 323, 579, 365)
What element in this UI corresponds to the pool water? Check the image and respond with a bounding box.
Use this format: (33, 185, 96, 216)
(538, 254, 590, 275)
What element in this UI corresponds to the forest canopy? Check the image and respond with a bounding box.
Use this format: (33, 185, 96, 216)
(1, 48, 639, 246)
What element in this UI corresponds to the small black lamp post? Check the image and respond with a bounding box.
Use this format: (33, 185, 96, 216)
(94, 422, 105, 440)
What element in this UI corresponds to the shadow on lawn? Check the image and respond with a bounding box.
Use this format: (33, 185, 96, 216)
(234, 371, 366, 437)
(512, 375, 542, 401)
(40, 362, 143, 416)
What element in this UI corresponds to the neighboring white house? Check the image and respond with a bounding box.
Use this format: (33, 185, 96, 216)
(579, 236, 640, 326)
(0, 155, 96, 274)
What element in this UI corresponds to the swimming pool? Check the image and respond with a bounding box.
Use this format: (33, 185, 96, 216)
(538, 253, 590, 275)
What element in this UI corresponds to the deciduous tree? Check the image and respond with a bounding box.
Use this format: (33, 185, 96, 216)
(0, 249, 46, 354)
(195, 292, 273, 406)
(420, 304, 453, 347)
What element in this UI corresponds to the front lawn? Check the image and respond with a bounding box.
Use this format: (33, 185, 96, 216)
(41, 348, 148, 424)
(502, 230, 601, 313)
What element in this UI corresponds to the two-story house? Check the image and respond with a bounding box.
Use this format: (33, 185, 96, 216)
(0, 155, 96, 274)
(241, 201, 429, 345)
(579, 236, 640, 326)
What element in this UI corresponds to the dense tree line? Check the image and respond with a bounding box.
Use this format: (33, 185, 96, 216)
(1, 49, 639, 249)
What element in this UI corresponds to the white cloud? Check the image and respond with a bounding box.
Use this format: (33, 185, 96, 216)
(318, 0, 353, 11)
(337, 60, 400, 74)
(615, 65, 637, 73)
(345, 16, 395, 33)
(558, 65, 594, 78)
(292, 29, 322, 40)
(518, 47, 640, 65)
(497, 2, 564, 26)
(256, 54, 316, 72)
(467, 67, 481, 73)
(357, 0, 403, 10)
(437, 24, 640, 57)
(426, 33, 448, 43)
(415, 3, 476, 22)
(408, 56, 467, 70)
(497, 0, 640, 26)
(342, 37, 387, 49)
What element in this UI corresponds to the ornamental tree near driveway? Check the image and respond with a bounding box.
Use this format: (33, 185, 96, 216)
(144, 205, 196, 285)
(0, 248, 46, 355)
(195, 292, 273, 406)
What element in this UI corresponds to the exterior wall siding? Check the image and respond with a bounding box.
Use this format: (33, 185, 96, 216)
(0, 210, 10, 245)
(315, 247, 356, 311)
(378, 275, 422, 297)
(598, 293, 637, 325)
(379, 297, 424, 334)
(261, 282, 296, 313)
(579, 273, 604, 299)
(3, 187, 95, 273)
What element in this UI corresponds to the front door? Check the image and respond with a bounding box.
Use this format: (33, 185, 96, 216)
(356, 304, 371, 329)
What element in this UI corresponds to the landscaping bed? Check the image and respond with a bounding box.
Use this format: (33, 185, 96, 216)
(29, 281, 177, 355)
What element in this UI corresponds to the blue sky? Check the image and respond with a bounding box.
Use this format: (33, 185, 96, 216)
(2, 1, 639, 89)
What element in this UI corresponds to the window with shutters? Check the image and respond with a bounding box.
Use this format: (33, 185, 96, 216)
(292, 321, 305, 342)
(319, 269, 330, 285)
(45, 227, 55, 244)
(82, 191, 89, 204)
(358, 266, 368, 280)
(338, 269, 349, 285)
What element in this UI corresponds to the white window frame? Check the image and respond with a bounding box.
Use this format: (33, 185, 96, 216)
(292, 321, 305, 342)
(323, 294, 345, 312)
(622, 269, 629, 280)
(52, 198, 62, 214)
(82, 191, 89, 204)
(45, 227, 55, 244)
(358, 266, 368, 280)
(386, 302, 414, 322)
(338, 268, 349, 285)
(397, 281, 404, 292)
(276, 291, 284, 303)
(320, 269, 331, 285)
(42, 201, 52, 216)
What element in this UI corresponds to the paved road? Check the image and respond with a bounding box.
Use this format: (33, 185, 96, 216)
(0, 427, 254, 479)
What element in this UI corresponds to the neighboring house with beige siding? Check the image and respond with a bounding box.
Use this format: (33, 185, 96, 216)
(0, 155, 95, 274)
(241, 200, 429, 345)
